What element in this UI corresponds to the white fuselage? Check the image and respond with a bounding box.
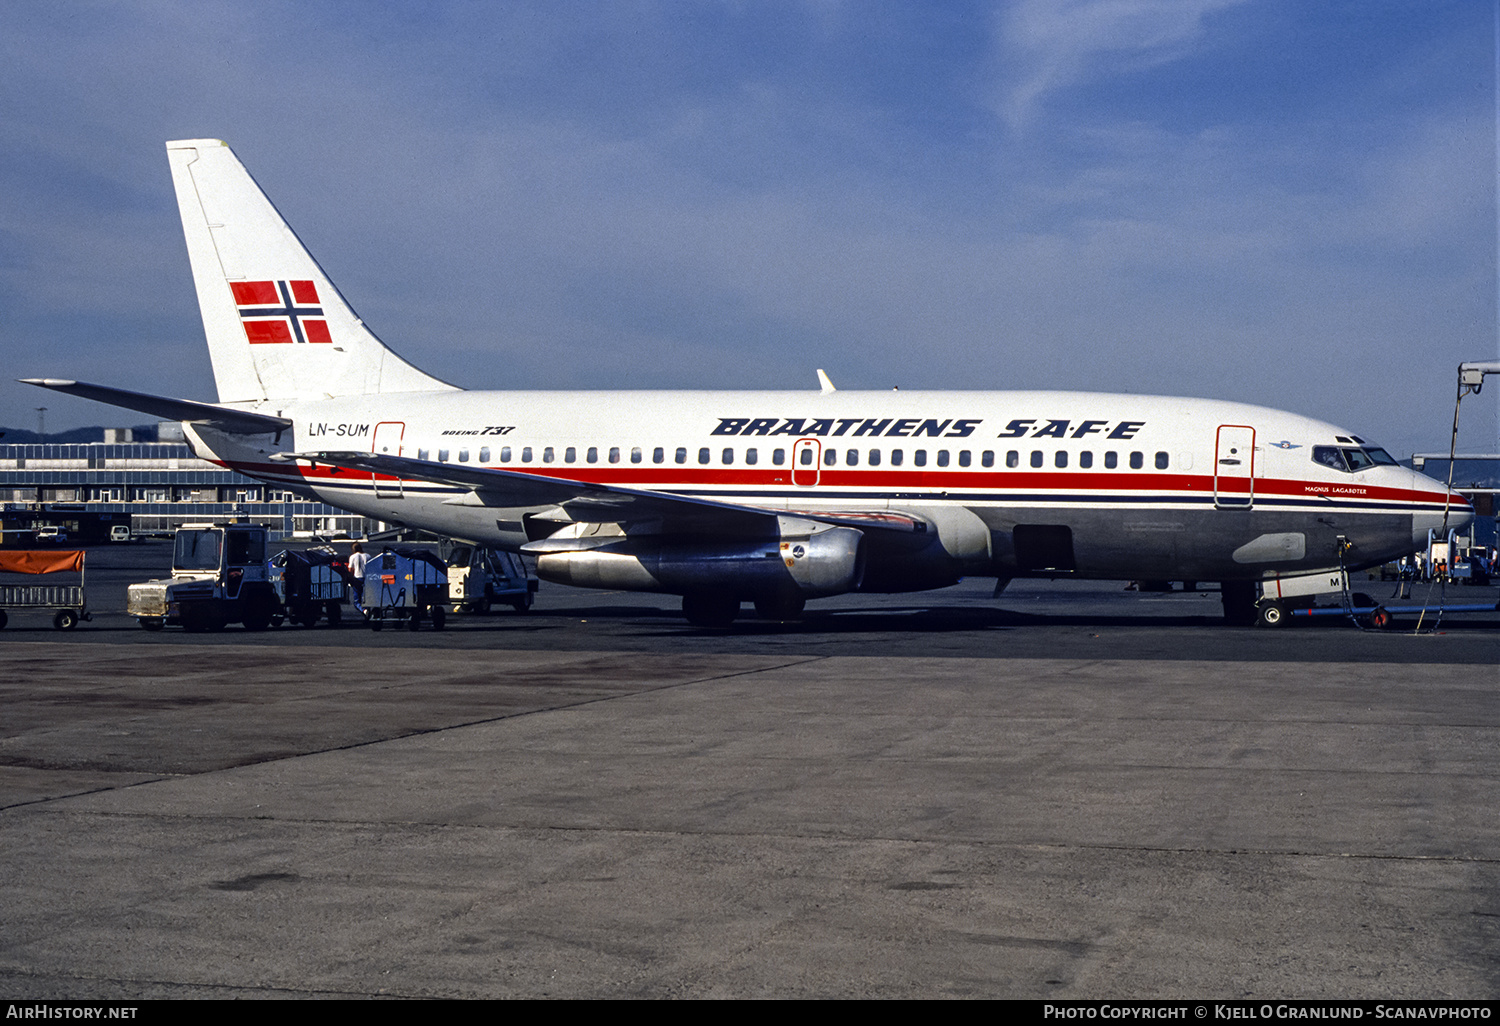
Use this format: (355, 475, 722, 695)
(187, 387, 1470, 588)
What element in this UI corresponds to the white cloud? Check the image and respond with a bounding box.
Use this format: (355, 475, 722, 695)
(992, 0, 1251, 128)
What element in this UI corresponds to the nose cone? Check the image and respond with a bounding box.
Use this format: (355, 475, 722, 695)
(1409, 469, 1473, 547)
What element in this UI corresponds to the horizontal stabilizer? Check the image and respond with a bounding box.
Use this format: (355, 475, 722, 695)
(18, 379, 292, 435)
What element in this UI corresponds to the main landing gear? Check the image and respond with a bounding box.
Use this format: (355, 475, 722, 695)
(681, 591, 809, 628)
(1220, 581, 1257, 626)
(681, 593, 740, 628)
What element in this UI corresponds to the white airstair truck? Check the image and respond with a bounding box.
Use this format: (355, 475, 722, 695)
(1261, 361, 1500, 628)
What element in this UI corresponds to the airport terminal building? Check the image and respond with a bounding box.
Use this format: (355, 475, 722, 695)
(0, 432, 383, 543)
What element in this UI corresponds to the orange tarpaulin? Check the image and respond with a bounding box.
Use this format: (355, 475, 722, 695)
(0, 550, 85, 574)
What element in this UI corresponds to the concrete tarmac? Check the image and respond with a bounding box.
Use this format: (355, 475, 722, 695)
(1, 545, 1497, 998)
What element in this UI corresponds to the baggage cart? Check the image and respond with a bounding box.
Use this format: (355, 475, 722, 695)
(363, 547, 451, 630)
(0, 550, 90, 630)
(271, 547, 357, 627)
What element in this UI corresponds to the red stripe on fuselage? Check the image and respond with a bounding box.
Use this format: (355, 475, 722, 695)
(212, 458, 1464, 509)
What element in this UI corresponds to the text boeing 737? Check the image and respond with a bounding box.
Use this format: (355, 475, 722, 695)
(22, 139, 1471, 626)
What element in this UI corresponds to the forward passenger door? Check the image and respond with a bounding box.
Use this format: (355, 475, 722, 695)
(1214, 425, 1255, 509)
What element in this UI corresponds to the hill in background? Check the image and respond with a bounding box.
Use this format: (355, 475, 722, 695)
(0, 425, 160, 444)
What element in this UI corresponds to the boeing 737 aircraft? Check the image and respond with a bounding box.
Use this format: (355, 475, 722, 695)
(23, 139, 1472, 626)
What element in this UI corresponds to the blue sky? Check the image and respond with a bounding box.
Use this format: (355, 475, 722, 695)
(2, 0, 1495, 457)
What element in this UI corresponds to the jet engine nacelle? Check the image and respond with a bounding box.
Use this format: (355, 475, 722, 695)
(533, 518, 865, 598)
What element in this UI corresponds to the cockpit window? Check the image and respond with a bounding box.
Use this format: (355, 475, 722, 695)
(1313, 446, 1347, 471)
(1312, 445, 1396, 473)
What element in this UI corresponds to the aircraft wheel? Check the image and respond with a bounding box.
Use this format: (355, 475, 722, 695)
(1255, 603, 1286, 628)
(753, 592, 805, 621)
(1220, 581, 1257, 626)
(682, 593, 739, 628)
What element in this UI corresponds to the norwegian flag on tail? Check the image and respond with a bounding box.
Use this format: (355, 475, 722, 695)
(230, 280, 333, 344)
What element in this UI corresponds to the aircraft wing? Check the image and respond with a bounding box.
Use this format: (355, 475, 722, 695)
(276, 449, 929, 536)
(19, 379, 292, 435)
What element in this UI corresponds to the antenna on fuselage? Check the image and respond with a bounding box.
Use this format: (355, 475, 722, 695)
(816, 369, 836, 394)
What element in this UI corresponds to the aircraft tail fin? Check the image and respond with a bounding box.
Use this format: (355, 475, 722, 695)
(165, 139, 456, 404)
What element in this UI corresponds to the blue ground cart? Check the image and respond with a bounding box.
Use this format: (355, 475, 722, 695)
(363, 547, 451, 631)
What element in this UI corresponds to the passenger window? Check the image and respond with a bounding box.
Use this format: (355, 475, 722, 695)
(1130, 452, 1143, 470)
(417, 448, 429, 461)
(500, 446, 511, 463)
(608, 447, 620, 463)
(824, 448, 837, 466)
(586, 447, 597, 463)
(698, 447, 710, 465)
(675, 447, 687, 464)
(1155, 451, 1169, 470)
(958, 450, 971, 467)
(773, 448, 785, 465)
(543, 447, 555, 464)
(1055, 451, 1067, 469)
(479, 447, 489, 463)
(564, 447, 576, 463)
(1104, 451, 1117, 469)
(800, 447, 813, 466)
(746, 448, 758, 465)
(846, 449, 858, 467)
(1006, 451, 1019, 468)
(914, 450, 927, 467)
(522, 447, 533, 463)
(891, 449, 904, 466)
(936, 451, 950, 467)
(1030, 451, 1043, 469)
(981, 451, 994, 468)
(654, 447, 665, 464)
(1079, 451, 1092, 469)
(630, 447, 641, 464)
(722, 448, 734, 464)
(869, 449, 881, 466)
(438, 449, 450, 462)
(459, 449, 469, 462)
